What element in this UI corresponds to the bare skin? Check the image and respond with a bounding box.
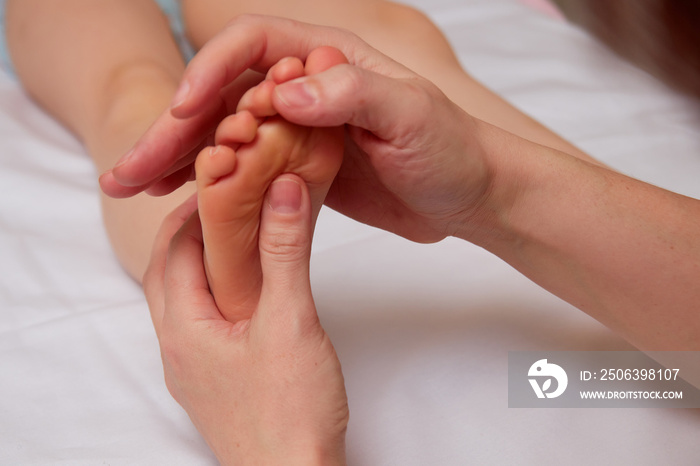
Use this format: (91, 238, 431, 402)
(7, 0, 598, 278)
(195, 48, 346, 321)
(145, 43, 700, 464)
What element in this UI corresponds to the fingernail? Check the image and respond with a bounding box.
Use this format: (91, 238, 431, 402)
(268, 179, 302, 213)
(114, 148, 135, 169)
(171, 80, 190, 109)
(276, 80, 317, 108)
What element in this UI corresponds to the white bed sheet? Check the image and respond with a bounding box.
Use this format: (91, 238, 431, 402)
(1, 0, 700, 464)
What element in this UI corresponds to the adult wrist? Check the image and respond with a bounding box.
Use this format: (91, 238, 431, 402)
(449, 119, 523, 247)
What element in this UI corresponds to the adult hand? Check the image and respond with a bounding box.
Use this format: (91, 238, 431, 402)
(99, 14, 381, 198)
(269, 48, 492, 243)
(101, 15, 494, 243)
(268, 48, 700, 352)
(143, 174, 349, 465)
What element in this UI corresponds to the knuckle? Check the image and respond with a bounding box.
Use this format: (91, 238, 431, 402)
(406, 78, 439, 107)
(388, 79, 438, 145)
(340, 64, 366, 97)
(159, 332, 191, 380)
(259, 227, 308, 262)
(158, 333, 179, 363)
(325, 65, 368, 122)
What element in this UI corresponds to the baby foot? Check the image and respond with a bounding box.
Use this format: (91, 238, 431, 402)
(196, 47, 348, 322)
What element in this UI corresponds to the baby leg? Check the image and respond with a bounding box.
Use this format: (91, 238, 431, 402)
(195, 49, 347, 321)
(6, 0, 194, 280)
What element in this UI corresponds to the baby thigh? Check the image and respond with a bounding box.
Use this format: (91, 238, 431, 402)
(180, 0, 459, 69)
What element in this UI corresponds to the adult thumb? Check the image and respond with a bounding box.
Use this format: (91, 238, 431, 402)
(272, 63, 435, 142)
(257, 174, 314, 305)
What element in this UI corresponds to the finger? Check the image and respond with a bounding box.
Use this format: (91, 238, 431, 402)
(108, 70, 262, 193)
(143, 193, 199, 337)
(256, 174, 315, 323)
(99, 170, 152, 198)
(272, 64, 436, 143)
(110, 103, 223, 188)
(162, 211, 223, 327)
(138, 138, 213, 196)
(101, 144, 205, 198)
(103, 153, 198, 198)
(145, 164, 195, 197)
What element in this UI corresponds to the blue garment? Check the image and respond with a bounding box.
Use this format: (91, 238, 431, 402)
(156, 0, 196, 62)
(0, 0, 194, 77)
(0, 0, 10, 75)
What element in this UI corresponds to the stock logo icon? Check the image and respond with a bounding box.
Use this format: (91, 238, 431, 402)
(528, 359, 568, 399)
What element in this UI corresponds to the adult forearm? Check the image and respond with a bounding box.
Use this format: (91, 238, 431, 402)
(463, 121, 700, 350)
